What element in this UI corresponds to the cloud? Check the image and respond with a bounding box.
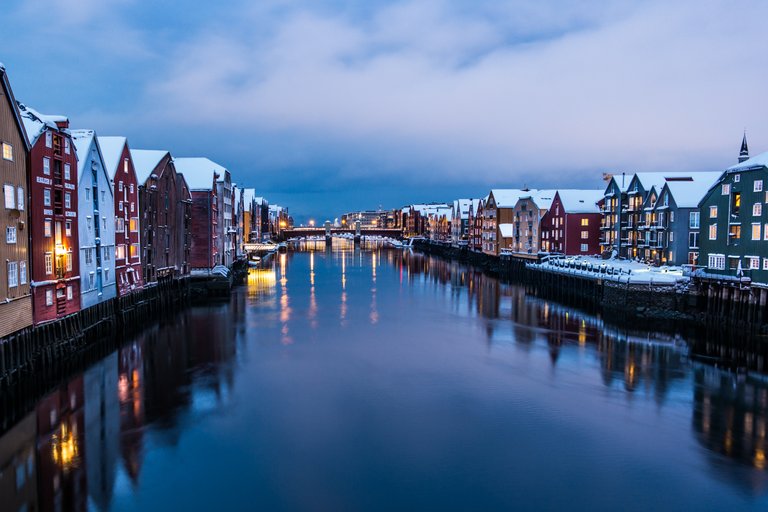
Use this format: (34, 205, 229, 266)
(142, 0, 768, 189)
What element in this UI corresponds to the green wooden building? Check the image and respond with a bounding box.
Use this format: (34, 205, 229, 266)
(697, 138, 768, 284)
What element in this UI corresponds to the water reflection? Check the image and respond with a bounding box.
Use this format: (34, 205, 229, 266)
(3, 245, 768, 509)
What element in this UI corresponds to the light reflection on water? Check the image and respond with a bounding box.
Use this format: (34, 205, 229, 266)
(1, 240, 768, 511)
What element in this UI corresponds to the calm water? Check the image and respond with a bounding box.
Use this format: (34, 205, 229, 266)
(2, 241, 768, 511)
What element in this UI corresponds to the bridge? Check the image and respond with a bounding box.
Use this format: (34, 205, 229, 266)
(280, 227, 403, 240)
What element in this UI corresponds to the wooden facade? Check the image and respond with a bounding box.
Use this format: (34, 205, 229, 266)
(98, 137, 144, 296)
(189, 189, 218, 270)
(18, 104, 81, 324)
(540, 191, 603, 256)
(131, 150, 189, 282)
(0, 66, 33, 336)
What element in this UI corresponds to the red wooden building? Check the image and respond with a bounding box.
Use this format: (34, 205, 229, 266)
(174, 159, 220, 271)
(130, 149, 190, 282)
(18, 103, 81, 323)
(98, 136, 144, 295)
(540, 190, 603, 255)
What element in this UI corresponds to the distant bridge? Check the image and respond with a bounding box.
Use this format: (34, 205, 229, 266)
(281, 227, 403, 240)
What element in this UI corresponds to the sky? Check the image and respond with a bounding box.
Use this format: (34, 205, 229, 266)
(2, 0, 767, 224)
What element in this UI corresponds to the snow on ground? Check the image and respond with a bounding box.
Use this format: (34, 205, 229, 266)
(533, 255, 688, 284)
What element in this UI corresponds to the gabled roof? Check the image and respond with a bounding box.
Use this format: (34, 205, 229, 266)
(518, 189, 557, 209)
(727, 151, 768, 172)
(0, 67, 30, 150)
(130, 149, 169, 184)
(174, 157, 228, 190)
(16, 102, 68, 146)
(555, 189, 603, 213)
(489, 189, 528, 208)
(630, 172, 707, 193)
(661, 172, 721, 208)
(97, 136, 128, 179)
(70, 129, 99, 182)
(452, 198, 481, 219)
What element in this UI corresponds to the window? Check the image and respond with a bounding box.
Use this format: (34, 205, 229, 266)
(670, 232, 674, 242)
(130, 218, 138, 232)
(130, 243, 139, 258)
(87, 216, 92, 231)
(764, 258, 768, 270)
(689, 232, 699, 248)
(64, 163, 71, 180)
(105, 269, 109, 281)
(102, 217, 106, 230)
(64, 138, 70, 154)
(709, 206, 717, 218)
(4, 184, 14, 209)
(45, 289, 53, 306)
(45, 131, 52, 148)
(85, 248, 92, 265)
(722, 184, 730, 195)
(6, 226, 16, 244)
(756, 180, 764, 193)
(16, 187, 24, 211)
(124, 159, 128, 174)
(754, 203, 763, 217)
(64, 192, 71, 209)
(65, 221, 72, 236)
(118, 182, 123, 192)
(708, 253, 725, 270)
(103, 246, 110, 261)
(116, 245, 126, 260)
(116, 218, 125, 232)
(129, 184, 134, 193)
(581, 230, 589, 239)
(44, 253, 53, 275)
(19, 261, 26, 285)
(709, 224, 717, 240)
(43, 189, 51, 206)
(88, 273, 95, 290)
(119, 201, 123, 212)
(101, 190, 105, 202)
(750, 257, 760, 269)
(7, 261, 17, 287)
(734, 174, 740, 183)
(85, 188, 91, 201)
(690, 211, 700, 228)
(43, 157, 50, 175)
(753, 223, 762, 240)
(130, 202, 134, 213)
(580, 243, 589, 252)
(66, 250, 72, 271)
(66, 286, 73, 300)
(2, 142, 12, 161)
(44, 219, 52, 237)
(729, 225, 741, 241)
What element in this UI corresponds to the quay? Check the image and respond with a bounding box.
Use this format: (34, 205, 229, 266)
(413, 239, 768, 335)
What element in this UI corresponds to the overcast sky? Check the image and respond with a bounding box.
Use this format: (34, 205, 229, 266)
(2, 0, 767, 223)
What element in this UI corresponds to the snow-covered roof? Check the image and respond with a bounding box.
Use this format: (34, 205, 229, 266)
(16, 102, 68, 146)
(728, 151, 768, 172)
(631, 172, 711, 193)
(556, 189, 603, 213)
(490, 189, 528, 208)
(452, 198, 481, 219)
(662, 172, 721, 208)
(97, 136, 127, 179)
(409, 203, 450, 215)
(243, 188, 256, 210)
(499, 223, 514, 238)
(70, 129, 98, 182)
(174, 157, 228, 190)
(519, 189, 557, 209)
(130, 149, 168, 184)
(254, 196, 267, 206)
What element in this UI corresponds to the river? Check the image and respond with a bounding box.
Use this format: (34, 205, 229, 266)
(1, 241, 767, 511)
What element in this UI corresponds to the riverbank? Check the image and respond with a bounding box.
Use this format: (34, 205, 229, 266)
(413, 240, 768, 335)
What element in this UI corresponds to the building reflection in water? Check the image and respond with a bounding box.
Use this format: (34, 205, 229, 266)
(0, 298, 241, 511)
(278, 252, 293, 344)
(370, 250, 379, 325)
(309, 251, 318, 329)
(693, 366, 768, 493)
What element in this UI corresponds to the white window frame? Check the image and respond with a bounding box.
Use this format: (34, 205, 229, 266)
(45, 131, 52, 148)
(753, 223, 762, 241)
(43, 189, 51, 206)
(7, 261, 17, 287)
(19, 261, 26, 285)
(755, 180, 763, 193)
(709, 206, 717, 218)
(754, 203, 762, 217)
(4, 184, 15, 209)
(709, 224, 717, 240)
(64, 163, 71, 180)
(43, 157, 50, 175)
(45, 289, 53, 306)
(44, 253, 53, 275)
(734, 174, 740, 183)
(6, 226, 16, 244)
(722, 184, 730, 195)
(750, 257, 760, 270)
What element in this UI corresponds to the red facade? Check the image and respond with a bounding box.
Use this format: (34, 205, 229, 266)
(111, 141, 144, 296)
(540, 193, 602, 255)
(189, 189, 219, 270)
(22, 109, 81, 324)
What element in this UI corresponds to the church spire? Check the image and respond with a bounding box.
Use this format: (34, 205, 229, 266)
(739, 131, 749, 163)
